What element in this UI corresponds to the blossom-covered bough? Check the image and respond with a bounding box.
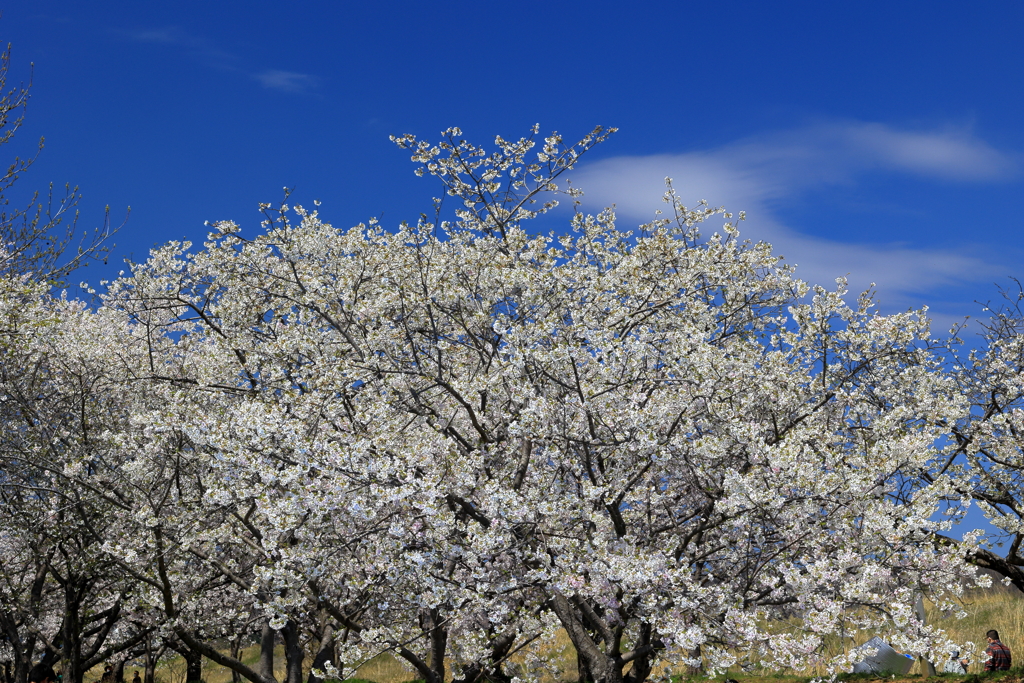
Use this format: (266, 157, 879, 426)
(0, 124, 996, 683)
(933, 281, 1024, 593)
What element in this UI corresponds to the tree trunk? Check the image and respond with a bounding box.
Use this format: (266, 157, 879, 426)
(15, 644, 37, 683)
(2, 630, 29, 683)
(114, 661, 125, 683)
(229, 637, 243, 683)
(915, 594, 937, 677)
(451, 627, 516, 683)
(282, 621, 303, 683)
(548, 593, 627, 683)
(577, 650, 592, 683)
(183, 646, 203, 683)
(424, 608, 448, 683)
(62, 583, 85, 683)
(396, 608, 450, 683)
(259, 622, 276, 683)
(168, 641, 203, 683)
(4, 551, 52, 683)
(685, 645, 702, 676)
(306, 624, 335, 683)
(0, 612, 31, 683)
(143, 637, 158, 683)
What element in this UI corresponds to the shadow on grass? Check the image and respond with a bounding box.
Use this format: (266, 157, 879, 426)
(668, 667, 1024, 683)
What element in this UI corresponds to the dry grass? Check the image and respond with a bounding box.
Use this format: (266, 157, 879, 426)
(351, 654, 415, 683)
(87, 585, 1024, 683)
(923, 584, 1024, 675)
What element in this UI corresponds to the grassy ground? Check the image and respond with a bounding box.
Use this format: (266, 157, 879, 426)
(94, 583, 1024, 683)
(928, 586, 1024, 673)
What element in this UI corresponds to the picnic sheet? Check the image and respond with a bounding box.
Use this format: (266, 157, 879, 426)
(851, 637, 914, 675)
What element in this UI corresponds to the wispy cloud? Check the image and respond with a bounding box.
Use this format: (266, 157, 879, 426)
(835, 123, 1015, 181)
(116, 26, 318, 94)
(253, 70, 319, 94)
(122, 27, 182, 45)
(570, 121, 1018, 314)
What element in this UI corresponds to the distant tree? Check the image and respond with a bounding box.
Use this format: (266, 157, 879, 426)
(0, 41, 121, 284)
(0, 38, 130, 683)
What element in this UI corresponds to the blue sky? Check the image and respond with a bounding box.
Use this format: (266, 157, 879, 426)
(7, 1, 1022, 326)
(6, 1, 1023, 536)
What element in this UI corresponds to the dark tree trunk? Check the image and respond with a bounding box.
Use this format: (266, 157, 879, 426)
(424, 608, 448, 683)
(395, 608, 450, 683)
(143, 636, 158, 683)
(259, 621, 276, 683)
(13, 643, 32, 683)
(282, 621, 303, 683)
(451, 627, 516, 683)
(62, 582, 86, 683)
(168, 641, 203, 683)
(229, 638, 243, 683)
(182, 646, 203, 683)
(577, 650, 592, 683)
(549, 593, 617, 683)
(0, 615, 29, 683)
(549, 592, 660, 683)
(114, 660, 125, 683)
(3, 542, 54, 683)
(306, 624, 335, 683)
(623, 623, 657, 683)
(41, 648, 62, 668)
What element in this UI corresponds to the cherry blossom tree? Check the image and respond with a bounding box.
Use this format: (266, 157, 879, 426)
(0, 277, 157, 683)
(86, 125, 989, 683)
(0, 480, 58, 683)
(0, 116, 1005, 683)
(0, 38, 130, 683)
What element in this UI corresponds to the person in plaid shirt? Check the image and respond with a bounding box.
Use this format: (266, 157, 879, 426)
(985, 630, 1012, 671)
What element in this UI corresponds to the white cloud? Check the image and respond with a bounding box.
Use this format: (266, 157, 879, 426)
(839, 123, 1015, 180)
(122, 27, 183, 45)
(736, 121, 1017, 183)
(116, 26, 242, 72)
(253, 70, 320, 94)
(569, 121, 1017, 311)
(117, 27, 319, 94)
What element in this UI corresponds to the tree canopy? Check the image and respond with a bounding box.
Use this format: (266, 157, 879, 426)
(8, 121, 1024, 683)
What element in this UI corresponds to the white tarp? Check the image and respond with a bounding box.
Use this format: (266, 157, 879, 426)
(851, 637, 914, 675)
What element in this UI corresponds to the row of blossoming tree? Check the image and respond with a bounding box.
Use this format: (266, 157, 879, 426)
(6, 120, 1024, 683)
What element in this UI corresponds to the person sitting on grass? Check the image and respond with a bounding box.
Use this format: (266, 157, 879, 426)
(985, 630, 1012, 671)
(944, 650, 969, 674)
(28, 664, 56, 683)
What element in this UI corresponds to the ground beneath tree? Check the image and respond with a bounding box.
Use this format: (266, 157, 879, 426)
(689, 672, 1024, 683)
